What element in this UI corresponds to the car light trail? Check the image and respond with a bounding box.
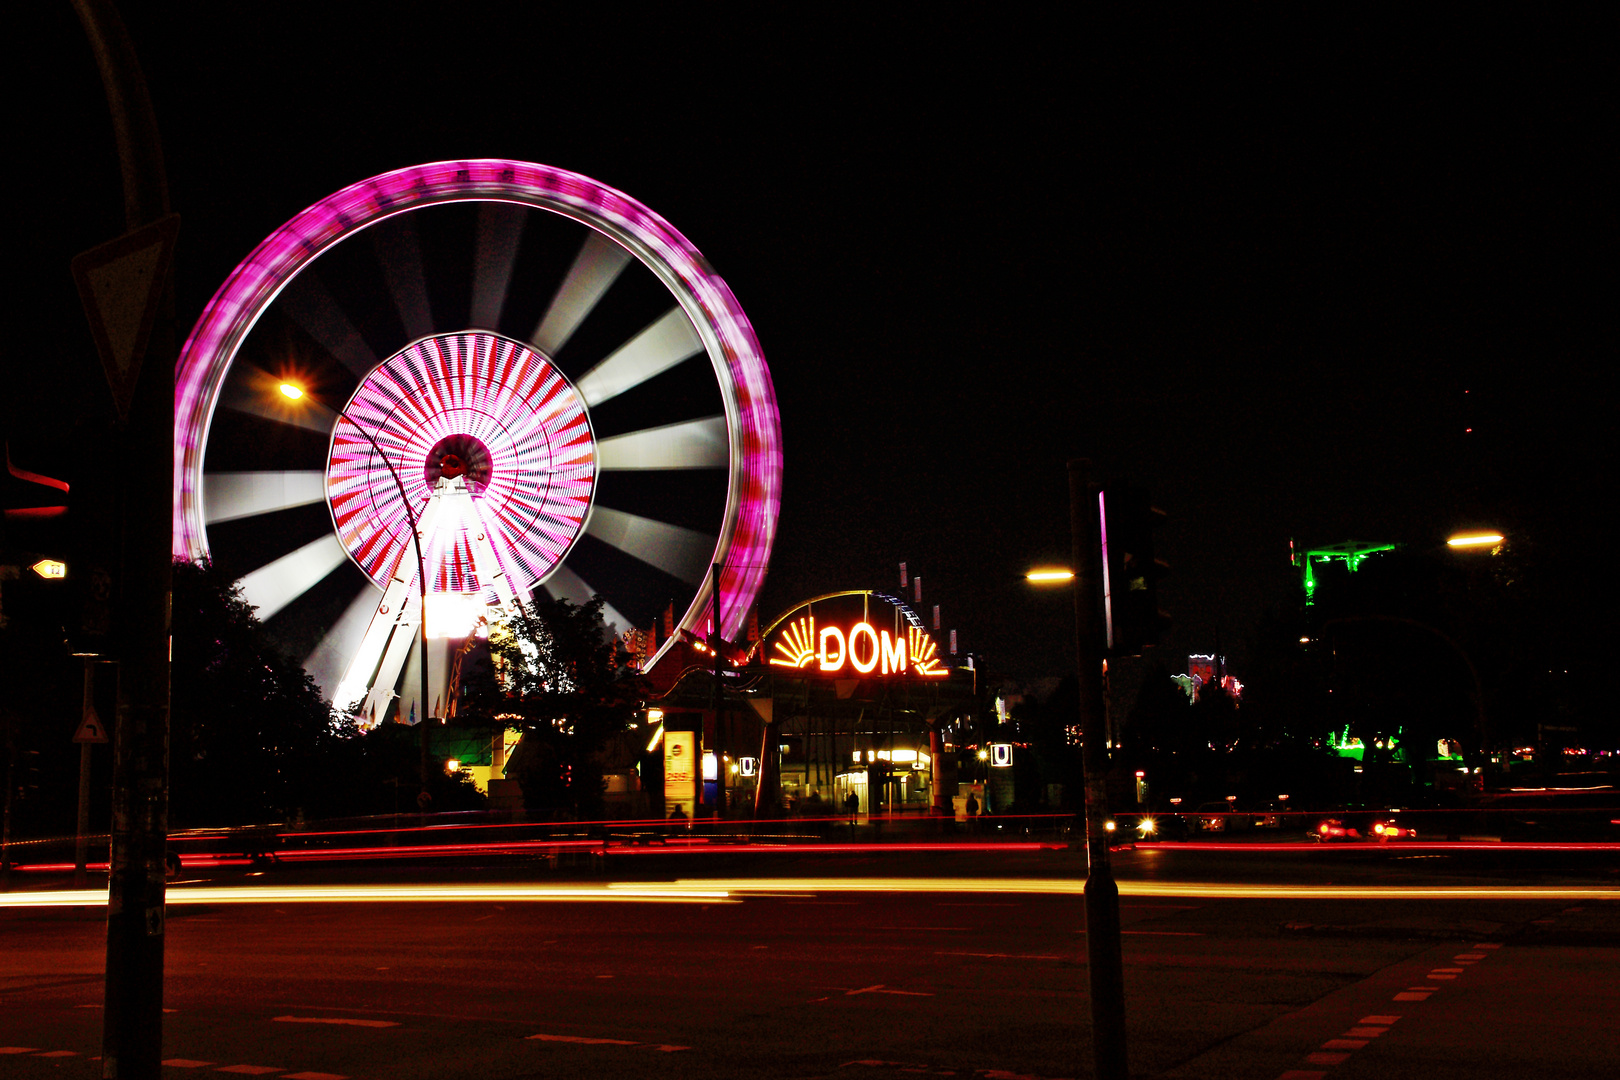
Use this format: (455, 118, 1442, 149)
(654, 878, 1620, 901)
(6, 878, 1619, 911)
(0, 884, 732, 909)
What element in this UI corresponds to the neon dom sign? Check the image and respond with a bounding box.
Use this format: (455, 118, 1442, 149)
(763, 591, 948, 677)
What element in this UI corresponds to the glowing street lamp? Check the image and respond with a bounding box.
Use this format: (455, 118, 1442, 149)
(1447, 531, 1504, 549)
(277, 382, 304, 401)
(1025, 568, 1075, 584)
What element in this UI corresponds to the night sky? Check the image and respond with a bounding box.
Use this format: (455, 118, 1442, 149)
(5, 9, 1605, 689)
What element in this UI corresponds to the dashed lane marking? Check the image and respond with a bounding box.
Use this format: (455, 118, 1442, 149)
(1394, 992, 1432, 1001)
(1321, 1039, 1368, 1049)
(274, 1016, 399, 1028)
(215, 1068, 283, 1075)
(0, 1048, 41, 1054)
(34, 1050, 78, 1057)
(161, 1061, 216, 1069)
(1361, 1015, 1401, 1024)
(528, 1034, 636, 1046)
(1305, 1051, 1352, 1066)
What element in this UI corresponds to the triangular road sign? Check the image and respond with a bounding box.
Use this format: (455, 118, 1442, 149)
(71, 214, 180, 423)
(74, 708, 110, 744)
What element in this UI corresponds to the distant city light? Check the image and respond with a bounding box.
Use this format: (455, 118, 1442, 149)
(278, 382, 304, 400)
(1025, 568, 1074, 583)
(1448, 532, 1504, 548)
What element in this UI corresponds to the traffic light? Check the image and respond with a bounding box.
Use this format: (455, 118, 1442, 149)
(1100, 486, 1170, 656)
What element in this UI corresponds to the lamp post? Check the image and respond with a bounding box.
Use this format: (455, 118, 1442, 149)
(279, 383, 433, 794)
(1027, 461, 1128, 1080)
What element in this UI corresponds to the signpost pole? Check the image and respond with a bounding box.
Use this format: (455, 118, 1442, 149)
(71, 3, 175, 1076)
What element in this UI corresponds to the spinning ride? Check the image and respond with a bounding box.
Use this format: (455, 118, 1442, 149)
(175, 161, 781, 724)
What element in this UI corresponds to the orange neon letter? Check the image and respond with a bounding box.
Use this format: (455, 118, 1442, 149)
(881, 629, 906, 674)
(848, 622, 879, 674)
(818, 625, 846, 671)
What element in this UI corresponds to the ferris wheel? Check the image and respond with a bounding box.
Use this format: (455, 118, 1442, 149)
(174, 160, 781, 724)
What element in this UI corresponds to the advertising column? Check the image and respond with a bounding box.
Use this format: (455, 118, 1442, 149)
(664, 730, 697, 819)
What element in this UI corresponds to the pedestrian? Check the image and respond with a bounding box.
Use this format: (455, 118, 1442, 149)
(845, 790, 859, 816)
(965, 791, 979, 831)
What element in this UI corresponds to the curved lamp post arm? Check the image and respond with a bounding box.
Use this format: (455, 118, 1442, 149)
(331, 409, 434, 793)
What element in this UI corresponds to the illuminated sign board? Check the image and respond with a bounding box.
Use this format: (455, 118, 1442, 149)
(990, 743, 1013, 768)
(663, 730, 696, 819)
(30, 559, 67, 579)
(761, 592, 948, 678)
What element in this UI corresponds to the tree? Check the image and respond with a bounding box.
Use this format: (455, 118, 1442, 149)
(461, 595, 642, 815)
(169, 559, 339, 826)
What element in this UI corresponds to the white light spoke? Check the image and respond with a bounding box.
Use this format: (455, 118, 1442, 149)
(576, 308, 703, 407)
(471, 203, 526, 330)
(540, 564, 633, 637)
(237, 534, 348, 621)
(586, 508, 715, 586)
(530, 232, 631, 356)
(277, 274, 379, 377)
(371, 216, 435, 340)
(205, 470, 328, 524)
(597, 416, 728, 470)
(304, 584, 384, 706)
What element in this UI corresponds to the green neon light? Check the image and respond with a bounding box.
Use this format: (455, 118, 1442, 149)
(1298, 542, 1398, 605)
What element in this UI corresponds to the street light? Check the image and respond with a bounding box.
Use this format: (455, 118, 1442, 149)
(1026, 463, 1128, 1080)
(278, 381, 435, 795)
(1448, 531, 1504, 549)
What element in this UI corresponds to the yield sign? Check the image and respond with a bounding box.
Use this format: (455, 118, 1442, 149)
(74, 708, 110, 744)
(71, 214, 180, 423)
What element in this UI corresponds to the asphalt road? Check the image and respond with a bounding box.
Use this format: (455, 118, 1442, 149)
(2, 846, 1617, 1079)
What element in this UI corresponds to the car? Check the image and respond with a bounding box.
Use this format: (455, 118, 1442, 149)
(1193, 800, 1252, 833)
(1313, 817, 1362, 842)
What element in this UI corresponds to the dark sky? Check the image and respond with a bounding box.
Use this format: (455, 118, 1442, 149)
(5, 8, 1607, 686)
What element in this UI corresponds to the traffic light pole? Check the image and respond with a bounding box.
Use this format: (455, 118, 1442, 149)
(1068, 459, 1128, 1080)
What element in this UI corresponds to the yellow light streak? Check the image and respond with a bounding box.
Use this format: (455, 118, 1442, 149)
(10, 877, 1618, 912)
(1025, 569, 1075, 583)
(1448, 533, 1504, 548)
(653, 878, 1620, 901)
(0, 884, 732, 909)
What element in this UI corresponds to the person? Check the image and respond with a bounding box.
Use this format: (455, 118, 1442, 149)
(965, 792, 979, 829)
(844, 790, 859, 816)
(669, 803, 687, 821)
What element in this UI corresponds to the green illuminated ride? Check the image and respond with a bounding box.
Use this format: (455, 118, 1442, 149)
(1291, 539, 1398, 604)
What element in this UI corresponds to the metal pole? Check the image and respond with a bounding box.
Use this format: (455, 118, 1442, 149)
(710, 562, 723, 818)
(71, 3, 173, 1076)
(1069, 459, 1128, 1080)
(75, 657, 98, 889)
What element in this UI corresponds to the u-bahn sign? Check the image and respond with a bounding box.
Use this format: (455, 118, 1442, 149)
(757, 590, 948, 678)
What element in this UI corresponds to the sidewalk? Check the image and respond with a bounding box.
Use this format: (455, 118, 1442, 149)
(1158, 902, 1619, 1079)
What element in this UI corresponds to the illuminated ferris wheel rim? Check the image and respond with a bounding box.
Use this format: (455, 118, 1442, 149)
(174, 159, 782, 644)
